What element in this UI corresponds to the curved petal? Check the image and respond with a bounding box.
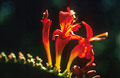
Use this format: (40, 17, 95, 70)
(82, 21, 93, 39)
(86, 55, 94, 66)
(42, 10, 48, 19)
(82, 56, 95, 70)
(52, 29, 66, 40)
(69, 33, 82, 40)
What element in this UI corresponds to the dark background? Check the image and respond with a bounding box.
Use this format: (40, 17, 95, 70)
(0, 0, 120, 78)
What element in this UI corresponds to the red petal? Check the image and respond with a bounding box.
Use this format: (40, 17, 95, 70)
(70, 34, 82, 40)
(82, 56, 95, 70)
(42, 10, 48, 19)
(59, 11, 74, 25)
(85, 45, 94, 59)
(82, 21, 93, 39)
(79, 52, 85, 58)
(52, 29, 65, 40)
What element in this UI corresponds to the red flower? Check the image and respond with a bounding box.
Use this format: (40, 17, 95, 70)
(41, 10, 52, 66)
(52, 7, 81, 71)
(64, 21, 108, 72)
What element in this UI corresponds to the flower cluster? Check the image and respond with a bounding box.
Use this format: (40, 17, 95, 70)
(41, 7, 108, 78)
(0, 7, 108, 78)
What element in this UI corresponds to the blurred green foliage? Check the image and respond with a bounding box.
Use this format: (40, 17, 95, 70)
(0, 1, 15, 23)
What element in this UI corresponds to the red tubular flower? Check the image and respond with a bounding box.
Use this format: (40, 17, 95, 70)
(52, 7, 81, 71)
(64, 21, 108, 72)
(41, 10, 52, 66)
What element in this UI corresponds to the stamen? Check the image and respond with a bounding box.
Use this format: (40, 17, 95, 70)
(90, 32, 108, 42)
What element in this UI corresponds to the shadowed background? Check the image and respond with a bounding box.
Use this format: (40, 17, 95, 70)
(0, 0, 120, 78)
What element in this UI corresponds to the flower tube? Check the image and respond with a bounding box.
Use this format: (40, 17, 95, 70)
(41, 10, 52, 66)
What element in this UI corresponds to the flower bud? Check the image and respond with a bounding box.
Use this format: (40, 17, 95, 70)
(36, 56, 42, 63)
(27, 53, 33, 59)
(86, 70, 96, 77)
(18, 52, 26, 64)
(8, 52, 17, 63)
(72, 65, 84, 78)
(92, 75, 100, 78)
(0, 52, 8, 62)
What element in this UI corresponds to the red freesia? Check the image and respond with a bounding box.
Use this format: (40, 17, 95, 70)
(65, 21, 108, 72)
(41, 10, 52, 66)
(52, 7, 81, 71)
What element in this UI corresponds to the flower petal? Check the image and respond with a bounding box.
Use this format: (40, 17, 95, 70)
(68, 31, 82, 40)
(59, 11, 74, 26)
(52, 29, 66, 40)
(82, 21, 93, 39)
(85, 45, 94, 59)
(42, 10, 48, 19)
(70, 34, 82, 40)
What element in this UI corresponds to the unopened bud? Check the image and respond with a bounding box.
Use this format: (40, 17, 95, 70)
(8, 53, 16, 59)
(86, 70, 96, 77)
(92, 75, 100, 78)
(36, 56, 42, 63)
(8, 52, 17, 63)
(27, 53, 33, 59)
(72, 65, 84, 78)
(0, 52, 8, 62)
(46, 63, 52, 70)
(1, 52, 7, 57)
(18, 52, 26, 64)
(19, 52, 24, 57)
(27, 59, 31, 63)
